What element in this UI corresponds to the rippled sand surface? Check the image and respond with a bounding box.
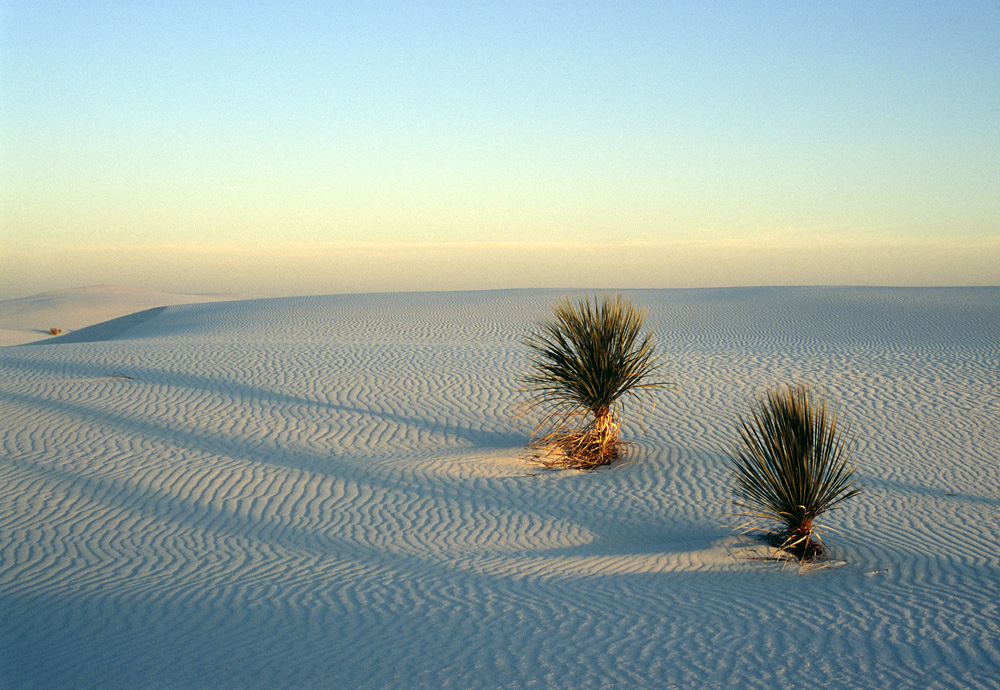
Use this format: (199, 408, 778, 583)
(1, 287, 998, 689)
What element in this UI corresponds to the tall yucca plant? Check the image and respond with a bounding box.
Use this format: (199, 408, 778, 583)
(727, 384, 861, 560)
(520, 293, 665, 469)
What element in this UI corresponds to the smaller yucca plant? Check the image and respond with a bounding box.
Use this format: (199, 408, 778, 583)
(520, 293, 665, 469)
(727, 384, 861, 560)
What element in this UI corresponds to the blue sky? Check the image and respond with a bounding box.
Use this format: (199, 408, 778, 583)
(2, 1, 998, 297)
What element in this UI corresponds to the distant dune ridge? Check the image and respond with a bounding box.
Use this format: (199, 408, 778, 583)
(1, 286, 998, 689)
(0, 285, 252, 346)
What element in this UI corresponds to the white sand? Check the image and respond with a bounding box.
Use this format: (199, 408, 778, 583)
(1, 286, 998, 689)
(0, 285, 252, 346)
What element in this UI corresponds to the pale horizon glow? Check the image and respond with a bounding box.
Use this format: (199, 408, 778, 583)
(2, 2, 998, 297)
(3, 236, 998, 300)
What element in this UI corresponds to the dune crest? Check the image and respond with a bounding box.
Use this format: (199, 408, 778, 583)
(0, 285, 252, 345)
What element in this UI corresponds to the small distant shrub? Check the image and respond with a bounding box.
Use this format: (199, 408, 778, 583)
(726, 384, 861, 560)
(519, 293, 666, 470)
(48, 327, 63, 336)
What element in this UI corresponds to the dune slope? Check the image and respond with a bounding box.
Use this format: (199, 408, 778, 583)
(1, 287, 998, 689)
(0, 285, 251, 345)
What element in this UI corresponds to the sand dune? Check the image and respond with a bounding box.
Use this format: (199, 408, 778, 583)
(1, 287, 998, 689)
(0, 285, 252, 346)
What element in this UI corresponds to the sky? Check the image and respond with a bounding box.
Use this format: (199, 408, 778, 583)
(2, 1, 999, 298)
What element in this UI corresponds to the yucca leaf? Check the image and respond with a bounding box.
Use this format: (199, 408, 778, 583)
(519, 293, 667, 468)
(726, 384, 861, 559)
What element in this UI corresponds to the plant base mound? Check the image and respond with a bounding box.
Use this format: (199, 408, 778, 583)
(528, 429, 625, 470)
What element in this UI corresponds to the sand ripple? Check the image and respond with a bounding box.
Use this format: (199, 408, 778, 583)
(1, 287, 998, 689)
